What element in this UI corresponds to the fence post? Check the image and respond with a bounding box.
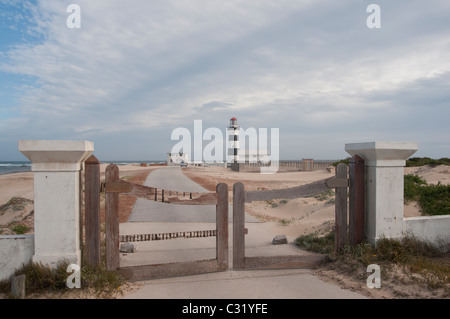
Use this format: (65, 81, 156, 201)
(216, 183, 228, 270)
(233, 182, 246, 269)
(105, 164, 120, 270)
(335, 163, 348, 251)
(349, 155, 365, 246)
(84, 155, 101, 267)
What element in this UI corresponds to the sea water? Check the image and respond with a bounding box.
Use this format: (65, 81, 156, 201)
(0, 160, 166, 175)
(0, 162, 31, 175)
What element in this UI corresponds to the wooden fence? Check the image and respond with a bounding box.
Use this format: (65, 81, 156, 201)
(230, 160, 335, 173)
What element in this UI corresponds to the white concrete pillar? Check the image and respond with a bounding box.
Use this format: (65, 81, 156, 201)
(18, 140, 94, 267)
(345, 142, 418, 245)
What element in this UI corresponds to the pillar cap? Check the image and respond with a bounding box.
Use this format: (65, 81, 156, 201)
(345, 141, 418, 167)
(18, 140, 94, 171)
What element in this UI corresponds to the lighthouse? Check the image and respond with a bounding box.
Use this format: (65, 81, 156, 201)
(227, 117, 240, 163)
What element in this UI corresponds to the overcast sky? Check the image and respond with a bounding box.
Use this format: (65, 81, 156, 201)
(1, 0, 449, 161)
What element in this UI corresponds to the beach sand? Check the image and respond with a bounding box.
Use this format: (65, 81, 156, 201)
(183, 166, 337, 241)
(2, 163, 449, 236)
(1, 163, 449, 299)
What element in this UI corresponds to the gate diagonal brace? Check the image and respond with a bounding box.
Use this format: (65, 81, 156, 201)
(325, 177, 349, 188)
(100, 182, 216, 204)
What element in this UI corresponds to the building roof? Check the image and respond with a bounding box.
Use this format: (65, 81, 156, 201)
(230, 117, 237, 121)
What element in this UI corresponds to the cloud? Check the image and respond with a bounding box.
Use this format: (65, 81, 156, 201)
(0, 0, 449, 160)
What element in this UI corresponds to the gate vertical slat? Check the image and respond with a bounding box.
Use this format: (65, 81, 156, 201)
(84, 155, 101, 267)
(233, 182, 246, 269)
(105, 164, 120, 270)
(216, 183, 228, 270)
(335, 163, 348, 251)
(349, 155, 365, 246)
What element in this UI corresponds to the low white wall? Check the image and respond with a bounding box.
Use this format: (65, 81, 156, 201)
(0, 235, 34, 281)
(403, 216, 450, 250)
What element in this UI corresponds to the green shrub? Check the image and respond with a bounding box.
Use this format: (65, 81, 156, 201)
(0, 197, 31, 212)
(406, 157, 450, 167)
(332, 158, 350, 167)
(404, 174, 450, 215)
(295, 231, 449, 287)
(80, 263, 125, 296)
(12, 261, 69, 294)
(404, 174, 427, 202)
(294, 232, 335, 254)
(0, 260, 125, 297)
(11, 224, 29, 235)
(418, 182, 450, 216)
(314, 190, 334, 201)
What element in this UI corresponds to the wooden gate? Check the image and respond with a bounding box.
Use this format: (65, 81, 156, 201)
(232, 155, 365, 270)
(84, 160, 228, 281)
(326, 156, 365, 250)
(83, 156, 364, 276)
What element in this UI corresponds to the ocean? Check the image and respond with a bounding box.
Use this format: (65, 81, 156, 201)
(101, 160, 166, 166)
(0, 160, 166, 175)
(0, 161, 32, 175)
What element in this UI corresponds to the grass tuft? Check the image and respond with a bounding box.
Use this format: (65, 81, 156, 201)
(0, 259, 125, 298)
(294, 231, 335, 254)
(313, 190, 335, 202)
(11, 224, 29, 235)
(0, 197, 32, 213)
(295, 231, 450, 292)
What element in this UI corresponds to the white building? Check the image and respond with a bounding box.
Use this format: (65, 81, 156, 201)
(240, 149, 271, 164)
(167, 152, 189, 166)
